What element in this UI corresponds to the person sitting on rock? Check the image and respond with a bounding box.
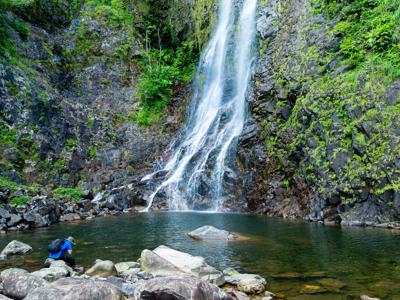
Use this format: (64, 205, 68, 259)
(48, 236, 76, 267)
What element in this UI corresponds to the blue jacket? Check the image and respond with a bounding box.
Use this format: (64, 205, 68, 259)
(48, 240, 73, 259)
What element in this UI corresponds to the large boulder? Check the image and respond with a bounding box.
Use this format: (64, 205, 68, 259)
(25, 277, 124, 300)
(141, 245, 225, 285)
(188, 225, 237, 241)
(31, 266, 69, 282)
(224, 272, 267, 294)
(137, 276, 234, 300)
(85, 259, 117, 277)
(0, 268, 48, 299)
(0, 240, 32, 260)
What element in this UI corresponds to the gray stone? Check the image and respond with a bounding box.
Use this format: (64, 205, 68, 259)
(0, 240, 32, 260)
(6, 213, 22, 227)
(141, 245, 225, 285)
(137, 276, 233, 300)
(85, 259, 117, 277)
(224, 273, 267, 294)
(188, 225, 237, 241)
(0, 268, 49, 299)
(114, 261, 139, 275)
(25, 277, 124, 300)
(104, 276, 136, 296)
(60, 213, 81, 222)
(0, 207, 11, 219)
(31, 266, 69, 282)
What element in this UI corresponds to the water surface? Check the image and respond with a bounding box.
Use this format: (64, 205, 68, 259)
(0, 212, 399, 299)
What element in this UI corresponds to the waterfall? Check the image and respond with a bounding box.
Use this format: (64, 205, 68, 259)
(143, 0, 258, 211)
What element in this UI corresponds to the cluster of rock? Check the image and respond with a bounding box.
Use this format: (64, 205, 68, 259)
(0, 243, 272, 300)
(0, 194, 137, 233)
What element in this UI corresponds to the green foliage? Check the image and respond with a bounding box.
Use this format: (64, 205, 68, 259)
(134, 41, 198, 125)
(0, 125, 17, 146)
(89, 145, 97, 158)
(84, 0, 132, 27)
(10, 195, 31, 206)
(0, 176, 27, 193)
(54, 187, 83, 202)
(65, 139, 78, 151)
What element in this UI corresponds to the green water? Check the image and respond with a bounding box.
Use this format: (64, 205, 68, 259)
(0, 212, 399, 299)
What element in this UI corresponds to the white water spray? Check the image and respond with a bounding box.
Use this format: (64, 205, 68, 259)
(144, 0, 258, 211)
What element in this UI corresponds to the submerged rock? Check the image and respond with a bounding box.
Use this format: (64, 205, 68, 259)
(141, 245, 225, 285)
(0, 268, 48, 299)
(137, 276, 233, 300)
(224, 273, 267, 294)
(0, 240, 32, 260)
(188, 225, 237, 241)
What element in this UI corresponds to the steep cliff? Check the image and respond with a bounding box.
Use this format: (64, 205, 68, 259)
(0, 0, 204, 212)
(245, 0, 400, 226)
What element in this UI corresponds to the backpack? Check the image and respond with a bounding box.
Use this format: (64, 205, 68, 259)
(47, 239, 64, 253)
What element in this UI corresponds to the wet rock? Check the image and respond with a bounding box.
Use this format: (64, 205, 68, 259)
(224, 273, 267, 294)
(318, 278, 346, 291)
(0, 240, 32, 260)
(300, 284, 327, 294)
(141, 245, 225, 285)
(86, 259, 117, 277)
(272, 272, 303, 279)
(137, 276, 233, 300)
(1, 268, 48, 299)
(188, 225, 237, 241)
(60, 213, 81, 222)
(341, 201, 391, 226)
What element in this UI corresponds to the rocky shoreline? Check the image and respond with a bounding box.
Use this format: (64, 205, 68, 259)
(0, 241, 273, 300)
(0, 190, 142, 233)
(0, 240, 382, 300)
(3, 191, 400, 234)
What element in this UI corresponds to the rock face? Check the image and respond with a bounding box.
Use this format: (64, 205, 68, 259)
(141, 245, 225, 285)
(85, 259, 117, 277)
(188, 225, 237, 241)
(0, 268, 48, 299)
(0, 240, 32, 260)
(137, 276, 233, 300)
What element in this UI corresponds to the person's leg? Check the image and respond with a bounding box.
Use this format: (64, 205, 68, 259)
(60, 252, 76, 267)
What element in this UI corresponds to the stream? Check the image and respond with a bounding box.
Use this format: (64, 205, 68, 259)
(1, 212, 400, 299)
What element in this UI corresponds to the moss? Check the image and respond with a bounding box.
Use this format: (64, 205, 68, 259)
(54, 187, 83, 202)
(261, 0, 400, 205)
(10, 195, 31, 206)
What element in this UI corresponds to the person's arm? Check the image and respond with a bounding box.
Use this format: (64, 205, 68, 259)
(67, 242, 73, 255)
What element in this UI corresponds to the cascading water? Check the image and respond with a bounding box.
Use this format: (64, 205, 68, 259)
(143, 0, 258, 211)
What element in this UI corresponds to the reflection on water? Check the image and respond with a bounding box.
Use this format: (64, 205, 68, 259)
(0, 212, 399, 299)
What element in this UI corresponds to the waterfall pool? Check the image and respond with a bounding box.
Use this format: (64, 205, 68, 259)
(0, 212, 399, 299)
